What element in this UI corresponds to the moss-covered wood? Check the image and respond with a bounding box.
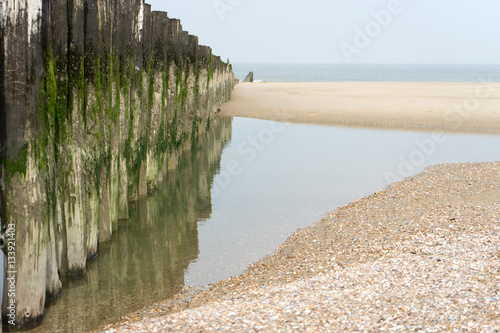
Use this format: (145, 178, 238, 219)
(0, 0, 235, 329)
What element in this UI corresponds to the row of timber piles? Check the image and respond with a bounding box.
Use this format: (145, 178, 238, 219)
(0, 0, 235, 328)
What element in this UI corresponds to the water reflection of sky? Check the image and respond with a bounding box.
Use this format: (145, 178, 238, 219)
(185, 117, 500, 286)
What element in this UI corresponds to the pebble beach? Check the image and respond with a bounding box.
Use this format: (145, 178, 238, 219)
(98, 161, 500, 332)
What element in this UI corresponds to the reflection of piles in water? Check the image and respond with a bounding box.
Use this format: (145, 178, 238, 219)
(129, 116, 233, 287)
(36, 117, 233, 333)
(195, 117, 233, 220)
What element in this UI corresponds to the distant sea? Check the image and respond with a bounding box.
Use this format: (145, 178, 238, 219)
(232, 64, 500, 83)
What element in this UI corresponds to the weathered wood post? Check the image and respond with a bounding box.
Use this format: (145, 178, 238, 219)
(0, 0, 235, 329)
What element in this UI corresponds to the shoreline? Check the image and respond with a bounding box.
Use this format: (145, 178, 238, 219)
(219, 82, 500, 134)
(98, 161, 500, 332)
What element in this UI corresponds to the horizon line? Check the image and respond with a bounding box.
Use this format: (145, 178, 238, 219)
(230, 62, 500, 66)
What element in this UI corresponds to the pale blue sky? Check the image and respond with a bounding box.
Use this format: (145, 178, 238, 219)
(146, 0, 500, 64)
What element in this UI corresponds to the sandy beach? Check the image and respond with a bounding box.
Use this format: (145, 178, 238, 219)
(220, 82, 500, 133)
(98, 161, 500, 332)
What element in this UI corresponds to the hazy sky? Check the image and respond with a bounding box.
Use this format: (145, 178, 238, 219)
(146, 0, 500, 64)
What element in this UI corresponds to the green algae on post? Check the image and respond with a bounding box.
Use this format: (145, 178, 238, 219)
(0, 0, 236, 328)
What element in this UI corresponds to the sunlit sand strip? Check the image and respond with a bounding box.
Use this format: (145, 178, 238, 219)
(220, 82, 500, 133)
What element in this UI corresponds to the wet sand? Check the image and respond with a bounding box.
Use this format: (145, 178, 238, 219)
(220, 82, 500, 133)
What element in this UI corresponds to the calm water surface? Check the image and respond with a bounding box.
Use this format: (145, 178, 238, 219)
(31, 117, 500, 332)
(184, 118, 500, 285)
(232, 63, 500, 82)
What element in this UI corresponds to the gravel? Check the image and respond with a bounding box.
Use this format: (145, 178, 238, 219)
(97, 162, 500, 332)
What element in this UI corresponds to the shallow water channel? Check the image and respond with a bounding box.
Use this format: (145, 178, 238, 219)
(30, 117, 500, 332)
